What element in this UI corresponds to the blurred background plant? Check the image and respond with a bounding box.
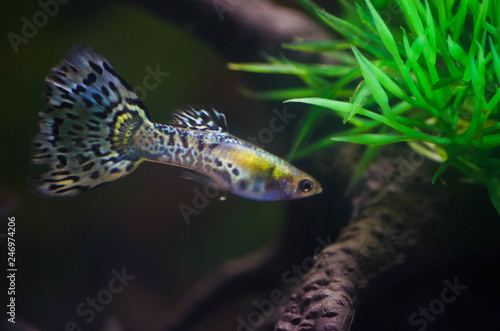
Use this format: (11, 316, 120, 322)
(230, 0, 500, 214)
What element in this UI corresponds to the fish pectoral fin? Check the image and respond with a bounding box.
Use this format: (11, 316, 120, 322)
(180, 171, 219, 189)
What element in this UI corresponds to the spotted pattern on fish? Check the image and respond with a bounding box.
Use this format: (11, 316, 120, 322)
(31, 44, 322, 200)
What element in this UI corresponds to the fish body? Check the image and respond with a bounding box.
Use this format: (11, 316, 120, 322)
(32, 45, 322, 200)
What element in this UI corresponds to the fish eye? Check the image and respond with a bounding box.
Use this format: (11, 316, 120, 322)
(298, 178, 313, 193)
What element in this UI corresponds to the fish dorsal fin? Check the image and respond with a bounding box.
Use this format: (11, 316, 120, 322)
(169, 108, 228, 132)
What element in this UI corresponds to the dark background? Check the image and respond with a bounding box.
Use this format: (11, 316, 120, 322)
(0, 1, 295, 329)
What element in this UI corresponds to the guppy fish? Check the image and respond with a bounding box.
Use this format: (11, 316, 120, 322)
(32, 44, 322, 200)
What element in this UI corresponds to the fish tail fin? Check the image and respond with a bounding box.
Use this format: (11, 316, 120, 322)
(32, 44, 151, 197)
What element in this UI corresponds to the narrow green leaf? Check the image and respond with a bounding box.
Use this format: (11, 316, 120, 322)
(286, 68, 364, 160)
(355, 3, 377, 35)
(300, 73, 330, 91)
(282, 40, 350, 52)
(397, 0, 424, 36)
(475, 134, 500, 148)
(424, 0, 437, 67)
(451, 88, 470, 131)
(409, 54, 434, 103)
(403, 30, 426, 72)
(469, 0, 479, 21)
(292, 136, 339, 161)
(289, 63, 356, 77)
(285, 98, 451, 144)
(489, 37, 500, 83)
(346, 81, 371, 123)
(367, 64, 410, 102)
(316, 9, 373, 41)
(338, 0, 359, 16)
(462, 45, 486, 141)
(395, 115, 439, 131)
(477, 122, 500, 136)
(229, 62, 354, 77)
(228, 63, 306, 74)
(431, 76, 462, 90)
(354, 56, 410, 103)
(379, 2, 433, 109)
(434, 20, 461, 77)
(487, 177, 500, 215)
(436, 0, 448, 36)
(291, 101, 415, 160)
(287, 110, 322, 161)
(296, 0, 322, 17)
(330, 133, 414, 145)
(452, 0, 469, 41)
(408, 141, 447, 163)
(365, 0, 400, 59)
(345, 145, 380, 194)
(432, 159, 451, 184)
(325, 50, 359, 66)
(486, 88, 500, 111)
(412, 0, 427, 21)
(352, 46, 394, 121)
(494, 0, 500, 27)
(447, 36, 468, 66)
(422, 0, 443, 107)
(314, 7, 386, 58)
(238, 87, 317, 100)
(287, 98, 351, 113)
(470, 0, 489, 56)
(484, 22, 498, 36)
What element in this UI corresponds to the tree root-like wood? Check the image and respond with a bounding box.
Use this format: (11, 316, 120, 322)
(163, 242, 279, 330)
(274, 145, 499, 331)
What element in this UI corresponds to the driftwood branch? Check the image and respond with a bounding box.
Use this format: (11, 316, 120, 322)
(164, 243, 278, 330)
(126, 0, 332, 61)
(275, 145, 442, 330)
(275, 145, 498, 330)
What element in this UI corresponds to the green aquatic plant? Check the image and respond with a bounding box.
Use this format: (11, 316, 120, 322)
(229, 0, 500, 214)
